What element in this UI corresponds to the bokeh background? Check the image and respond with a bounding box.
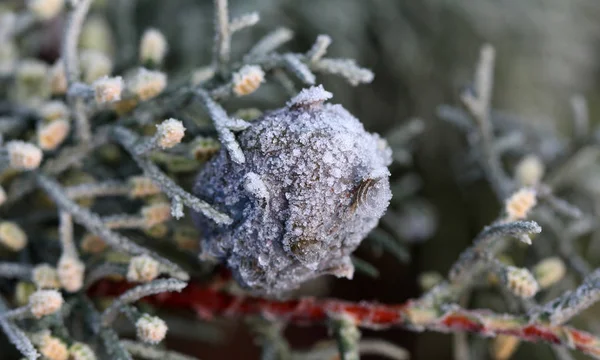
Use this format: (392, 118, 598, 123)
(8, 0, 600, 358)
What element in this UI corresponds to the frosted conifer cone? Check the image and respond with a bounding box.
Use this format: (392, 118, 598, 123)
(193, 85, 392, 295)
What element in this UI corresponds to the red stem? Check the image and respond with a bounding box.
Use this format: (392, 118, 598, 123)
(88, 279, 600, 358)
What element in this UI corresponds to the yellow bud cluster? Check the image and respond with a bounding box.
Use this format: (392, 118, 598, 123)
(38, 119, 70, 151)
(129, 176, 161, 198)
(128, 68, 167, 101)
(80, 233, 107, 254)
(505, 188, 537, 221)
(503, 266, 538, 299)
(155, 118, 185, 149)
(141, 203, 171, 228)
(533, 257, 566, 289)
(0, 221, 28, 251)
(27, 0, 65, 20)
(32, 264, 60, 289)
(38, 333, 68, 360)
(136, 314, 168, 344)
(6, 141, 43, 170)
(93, 76, 124, 104)
(69, 342, 97, 360)
(514, 155, 545, 186)
(29, 289, 63, 318)
(139, 28, 168, 65)
(232, 65, 265, 96)
(38, 101, 69, 122)
(57, 255, 85, 292)
(127, 255, 159, 283)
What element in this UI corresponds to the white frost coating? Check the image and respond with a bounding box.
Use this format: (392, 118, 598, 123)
(367, 168, 391, 181)
(193, 86, 392, 295)
(286, 85, 332, 108)
(283, 54, 316, 85)
(171, 196, 184, 219)
(196, 90, 246, 164)
(223, 117, 251, 131)
(312, 58, 375, 86)
(243, 172, 269, 200)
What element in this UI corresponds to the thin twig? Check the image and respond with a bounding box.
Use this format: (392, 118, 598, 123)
(62, 0, 93, 84)
(461, 44, 511, 200)
(62, 0, 93, 142)
(64, 181, 130, 199)
(194, 89, 246, 164)
(101, 278, 186, 326)
(112, 126, 233, 225)
(121, 340, 200, 360)
(59, 211, 77, 257)
(36, 174, 189, 281)
(0, 296, 39, 360)
(213, 0, 230, 75)
(0, 263, 32, 280)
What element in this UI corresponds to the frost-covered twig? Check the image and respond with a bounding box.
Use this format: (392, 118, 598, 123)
(250, 318, 290, 359)
(62, 0, 94, 142)
(0, 296, 39, 360)
(101, 278, 186, 326)
(62, 0, 92, 84)
(306, 35, 332, 64)
(246, 28, 294, 59)
(5, 128, 109, 206)
(536, 187, 583, 220)
(58, 211, 84, 293)
(64, 181, 131, 199)
(448, 221, 541, 286)
(194, 89, 247, 164)
(41, 126, 111, 175)
(311, 58, 374, 86)
(0, 263, 32, 280)
(80, 294, 132, 359)
(120, 340, 199, 360)
(35, 174, 189, 280)
(59, 211, 77, 257)
(103, 214, 148, 229)
(460, 44, 511, 200)
(330, 313, 360, 360)
(1, 306, 32, 321)
(292, 339, 409, 360)
(530, 268, 600, 325)
(535, 209, 592, 278)
(100, 324, 134, 360)
(213, 0, 230, 74)
(112, 126, 233, 225)
(65, 176, 161, 200)
(283, 53, 316, 85)
(229, 12, 259, 34)
(84, 263, 128, 290)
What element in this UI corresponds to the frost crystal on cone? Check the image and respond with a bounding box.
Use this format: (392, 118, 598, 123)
(193, 86, 392, 295)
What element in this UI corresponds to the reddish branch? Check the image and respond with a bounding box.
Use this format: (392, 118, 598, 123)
(88, 279, 600, 358)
